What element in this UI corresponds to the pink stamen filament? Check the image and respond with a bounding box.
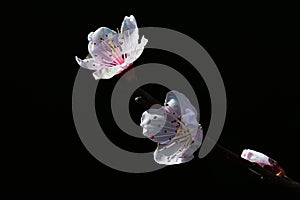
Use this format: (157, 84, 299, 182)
(102, 40, 127, 66)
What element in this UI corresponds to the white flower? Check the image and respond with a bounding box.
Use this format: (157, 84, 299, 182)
(75, 15, 148, 80)
(140, 90, 203, 165)
(241, 149, 285, 176)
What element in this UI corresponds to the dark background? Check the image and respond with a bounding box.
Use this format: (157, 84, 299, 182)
(8, 2, 299, 198)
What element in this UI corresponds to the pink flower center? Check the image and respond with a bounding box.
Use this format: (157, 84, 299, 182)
(112, 56, 125, 65)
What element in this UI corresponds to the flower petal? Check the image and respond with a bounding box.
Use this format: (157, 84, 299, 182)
(121, 15, 138, 33)
(154, 127, 202, 165)
(140, 107, 177, 144)
(180, 128, 203, 157)
(165, 90, 198, 117)
(88, 27, 117, 42)
(92, 65, 123, 80)
(75, 56, 102, 70)
(181, 108, 199, 139)
(123, 36, 148, 64)
(154, 141, 192, 165)
(241, 149, 271, 167)
(120, 15, 139, 53)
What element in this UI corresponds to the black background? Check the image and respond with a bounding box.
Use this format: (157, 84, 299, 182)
(8, 2, 300, 198)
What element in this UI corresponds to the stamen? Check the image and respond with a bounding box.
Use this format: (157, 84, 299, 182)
(163, 142, 176, 150)
(172, 132, 191, 141)
(153, 133, 175, 138)
(161, 123, 181, 130)
(101, 41, 121, 64)
(176, 129, 188, 134)
(108, 41, 119, 57)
